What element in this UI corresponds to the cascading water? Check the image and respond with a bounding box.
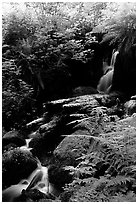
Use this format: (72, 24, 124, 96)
(2, 138, 58, 202)
(97, 50, 119, 93)
(110, 49, 119, 67)
(20, 138, 32, 151)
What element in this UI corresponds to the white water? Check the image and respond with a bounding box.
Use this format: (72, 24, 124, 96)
(3, 139, 59, 201)
(110, 50, 119, 67)
(2, 182, 29, 202)
(20, 138, 33, 151)
(97, 50, 119, 93)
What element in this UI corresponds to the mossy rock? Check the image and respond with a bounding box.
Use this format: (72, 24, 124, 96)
(2, 130, 26, 150)
(2, 148, 37, 189)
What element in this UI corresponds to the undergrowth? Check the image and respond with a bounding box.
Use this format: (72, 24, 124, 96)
(58, 138, 136, 202)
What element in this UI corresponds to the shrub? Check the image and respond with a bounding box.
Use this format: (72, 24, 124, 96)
(2, 59, 36, 130)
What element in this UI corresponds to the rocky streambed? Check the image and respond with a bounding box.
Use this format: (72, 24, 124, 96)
(2, 93, 136, 202)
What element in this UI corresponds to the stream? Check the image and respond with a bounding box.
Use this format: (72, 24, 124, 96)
(2, 138, 60, 202)
(2, 49, 123, 202)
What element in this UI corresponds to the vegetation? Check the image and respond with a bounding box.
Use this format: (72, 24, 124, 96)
(2, 2, 136, 130)
(2, 3, 136, 202)
(2, 59, 36, 130)
(59, 131, 136, 202)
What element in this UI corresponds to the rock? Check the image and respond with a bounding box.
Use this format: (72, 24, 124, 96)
(65, 106, 110, 136)
(62, 95, 99, 115)
(17, 188, 53, 202)
(3, 143, 18, 153)
(2, 130, 26, 150)
(111, 45, 136, 98)
(29, 115, 70, 157)
(38, 115, 62, 134)
(54, 113, 136, 168)
(124, 100, 136, 116)
(54, 135, 101, 166)
(29, 93, 127, 159)
(2, 127, 7, 137)
(26, 117, 45, 132)
(47, 94, 99, 114)
(72, 86, 98, 97)
(48, 165, 72, 188)
(131, 95, 136, 100)
(117, 114, 136, 128)
(47, 93, 124, 116)
(94, 92, 125, 107)
(2, 44, 10, 53)
(54, 114, 136, 202)
(2, 148, 38, 189)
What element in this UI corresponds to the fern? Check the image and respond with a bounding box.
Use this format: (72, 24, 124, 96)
(99, 2, 136, 51)
(106, 175, 134, 187)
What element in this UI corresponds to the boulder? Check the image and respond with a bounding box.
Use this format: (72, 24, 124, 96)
(54, 114, 136, 202)
(2, 130, 26, 151)
(17, 189, 53, 202)
(111, 45, 136, 98)
(124, 100, 136, 116)
(54, 135, 102, 166)
(72, 86, 98, 97)
(53, 114, 136, 168)
(29, 115, 70, 157)
(26, 117, 45, 132)
(48, 165, 72, 188)
(2, 148, 38, 189)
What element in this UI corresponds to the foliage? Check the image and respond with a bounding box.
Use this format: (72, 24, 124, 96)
(2, 2, 136, 127)
(97, 2, 136, 51)
(2, 2, 105, 68)
(59, 136, 136, 202)
(2, 3, 136, 201)
(2, 59, 36, 130)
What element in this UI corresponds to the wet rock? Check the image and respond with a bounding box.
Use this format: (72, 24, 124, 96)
(131, 95, 136, 100)
(2, 148, 37, 189)
(62, 95, 99, 114)
(111, 45, 136, 98)
(94, 92, 125, 107)
(26, 117, 45, 132)
(18, 189, 53, 202)
(124, 99, 136, 116)
(2, 130, 26, 151)
(48, 165, 72, 188)
(66, 106, 110, 137)
(47, 94, 100, 115)
(29, 115, 70, 157)
(29, 93, 127, 160)
(3, 143, 18, 153)
(72, 86, 98, 97)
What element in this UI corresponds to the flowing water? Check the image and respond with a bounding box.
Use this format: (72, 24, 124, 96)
(110, 50, 119, 67)
(97, 50, 119, 93)
(3, 50, 120, 202)
(2, 138, 59, 202)
(20, 138, 32, 151)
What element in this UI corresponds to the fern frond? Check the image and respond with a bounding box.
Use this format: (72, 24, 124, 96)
(106, 175, 134, 188)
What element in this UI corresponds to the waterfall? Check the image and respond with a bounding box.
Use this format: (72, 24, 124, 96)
(19, 138, 33, 151)
(110, 50, 119, 67)
(2, 139, 59, 202)
(97, 50, 119, 93)
(2, 182, 29, 202)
